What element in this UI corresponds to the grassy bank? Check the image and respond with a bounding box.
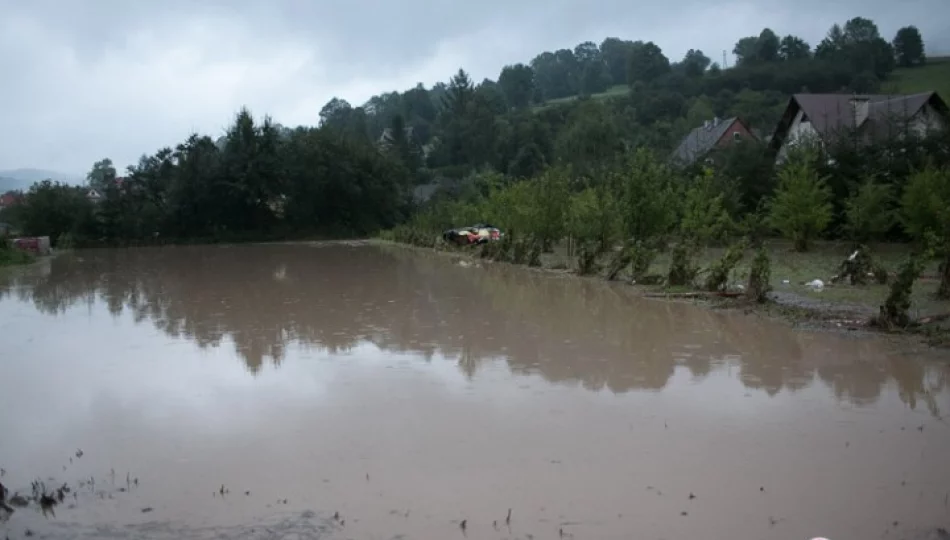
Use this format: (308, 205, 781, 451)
(379, 230, 950, 345)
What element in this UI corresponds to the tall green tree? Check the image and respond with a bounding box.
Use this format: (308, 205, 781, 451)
(599, 37, 635, 86)
(767, 153, 833, 251)
(901, 165, 950, 298)
(497, 64, 536, 109)
(893, 26, 925, 67)
(626, 41, 670, 85)
(779, 35, 811, 61)
(86, 158, 117, 191)
(681, 49, 711, 78)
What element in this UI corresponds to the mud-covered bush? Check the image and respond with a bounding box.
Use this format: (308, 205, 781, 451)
(704, 240, 747, 291)
(527, 240, 543, 267)
(667, 241, 698, 287)
(875, 253, 926, 329)
(631, 240, 658, 281)
(830, 244, 874, 286)
(746, 247, 772, 302)
(576, 240, 602, 276)
(605, 241, 633, 281)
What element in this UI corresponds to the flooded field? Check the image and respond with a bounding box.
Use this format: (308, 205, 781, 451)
(1, 242, 949, 540)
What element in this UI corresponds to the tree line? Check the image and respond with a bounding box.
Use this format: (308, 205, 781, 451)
(1, 109, 413, 245)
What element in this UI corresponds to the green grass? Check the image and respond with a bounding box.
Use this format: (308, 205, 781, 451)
(533, 84, 629, 111)
(883, 56, 950, 100)
(0, 243, 35, 267)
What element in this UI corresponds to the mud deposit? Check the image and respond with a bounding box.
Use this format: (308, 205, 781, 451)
(1, 242, 949, 539)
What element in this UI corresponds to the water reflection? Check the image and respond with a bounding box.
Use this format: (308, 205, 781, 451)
(1, 242, 947, 414)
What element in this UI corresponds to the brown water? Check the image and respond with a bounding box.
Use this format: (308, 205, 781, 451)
(1, 242, 949, 540)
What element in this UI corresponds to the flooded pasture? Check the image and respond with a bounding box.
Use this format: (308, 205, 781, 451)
(1, 242, 949, 540)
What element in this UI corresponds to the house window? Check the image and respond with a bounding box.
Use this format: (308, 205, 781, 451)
(733, 132, 741, 141)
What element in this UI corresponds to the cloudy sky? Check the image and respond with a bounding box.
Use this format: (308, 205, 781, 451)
(1, 0, 947, 176)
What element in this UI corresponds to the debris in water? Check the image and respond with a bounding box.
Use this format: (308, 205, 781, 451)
(134, 478, 138, 486)
(493, 520, 498, 529)
(689, 492, 696, 500)
(366, 473, 370, 481)
(506, 508, 512, 525)
(845, 441, 849, 448)
(760, 486, 765, 492)
(559, 527, 564, 537)
(141, 507, 153, 513)
(24, 529, 33, 537)
(918, 425, 924, 432)
(333, 512, 339, 521)
(75, 450, 83, 459)
(219, 485, 226, 496)
(460, 519, 467, 531)
(768, 516, 782, 527)
(245, 491, 250, 496)
(680, 511, 688, 516)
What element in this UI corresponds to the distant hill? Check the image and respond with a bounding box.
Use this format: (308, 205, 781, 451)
(0, 168, 80, 185)
(0, 176, 34, 193)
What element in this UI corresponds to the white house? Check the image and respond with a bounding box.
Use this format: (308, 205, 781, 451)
(769, 91, 949, 163)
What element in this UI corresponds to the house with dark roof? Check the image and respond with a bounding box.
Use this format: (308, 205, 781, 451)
(769, 92, 949, 163)
(670, 117, 757, 167)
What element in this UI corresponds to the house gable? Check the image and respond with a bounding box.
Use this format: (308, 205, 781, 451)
(670, 117, 757, 167)
(770, 91, 949, 163)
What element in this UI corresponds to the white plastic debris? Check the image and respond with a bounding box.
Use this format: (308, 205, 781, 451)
(782, 279, 790, 285)
(806, 279, 825, 291)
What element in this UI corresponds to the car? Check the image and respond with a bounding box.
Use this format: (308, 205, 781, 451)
(442, 227, 478, 245)
(442, 224, 503, 246)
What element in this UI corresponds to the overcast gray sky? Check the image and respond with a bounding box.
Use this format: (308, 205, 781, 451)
(1, 0, 947, 175)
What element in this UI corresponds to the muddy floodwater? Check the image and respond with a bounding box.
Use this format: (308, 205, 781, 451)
(2, 242, 950, 540)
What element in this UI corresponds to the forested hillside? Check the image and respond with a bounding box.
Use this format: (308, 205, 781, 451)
(318, 15, 930, 178)
(1, 14, 945, 254)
